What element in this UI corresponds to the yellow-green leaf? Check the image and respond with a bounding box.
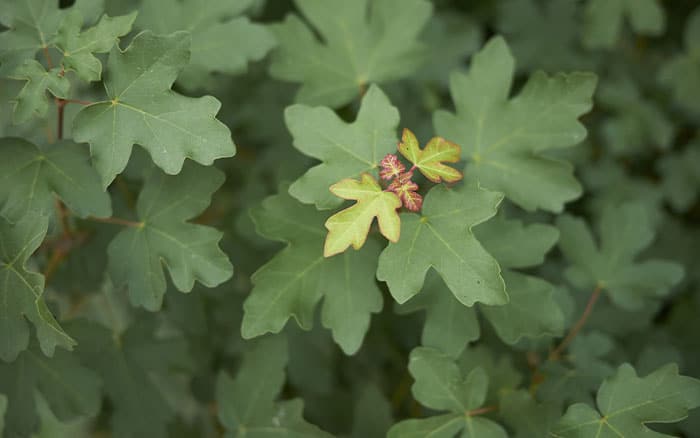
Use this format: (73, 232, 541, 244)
(324, 173, 401, 257)
(398, 128, 463, 183)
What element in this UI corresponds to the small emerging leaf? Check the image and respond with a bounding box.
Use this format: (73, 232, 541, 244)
(324, 173, 401, 257)
(398, 128, 463, 183)
(380, 153, 405, 180)
(387, 172, 423, 212)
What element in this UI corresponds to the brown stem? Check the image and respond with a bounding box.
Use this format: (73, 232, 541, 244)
(54, 199, 72, 237)
(43, 250, 65, 282)
(41, 231, 88, 282)
(61, 98, 93, 106)
(549, 285, 603, 361)
(466, 405, 498, 417)
(44, 124, 54, 144)
(87, 216, 143, 228)
(391, 371, 412, 412)
(56, 98, 66, 140)
(42, 46, 53, 69)
(358, 81, 368, 98)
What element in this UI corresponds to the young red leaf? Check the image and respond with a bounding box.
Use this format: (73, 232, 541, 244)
(388, 172, 423, 211)
(401, 190, 423, 212)
(380, 153, 406, 180)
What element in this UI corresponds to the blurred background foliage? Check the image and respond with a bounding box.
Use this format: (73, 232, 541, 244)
(1, 0, 700, 436)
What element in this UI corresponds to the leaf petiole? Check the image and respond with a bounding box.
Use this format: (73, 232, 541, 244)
(549, 284, 603, 361)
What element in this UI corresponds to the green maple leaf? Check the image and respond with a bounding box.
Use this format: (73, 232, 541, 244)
(582, 0, 665, 49)
(242, 188, 383, 355)
(417, 12, 481, 84)
(286, 84, 399, 209)
(0, 340, 101, 438)
(659, 7, 700, 116)
(553, 363, 700, 437)
(398, 216, 563, 356)
(580, 159, 664, 226)
(217, 336, 333, 438)
(398, 128, 463, 183)
(538, 332, 616, 406)
(108, 162, 233, 311)
(597, 77, 674, 156)
(67, 317, 192, 438)
(377, 184, 507, 307)
(657, 141, 700, 212)
(457, 344, 523, 406)
(55, 10, 136, 82)
(5, 60, 68, 123)
(72, 31, 236, 187)
(557, 202, 684, 310)
(388, 347, 507, 438)
(0, 137, 111, 223)
(496, 0, 587, 73)
(137, 0, 276, 89)
(324, 173, 401, 257)
(434, 36, 597, 212)
(269, 0, 432, 107)
(0, 215, 75, 362)
(0, 2, 133, 122)
(396, 271, 480, 358)
(351, 385, 393, 438)
(0, 0, 65, 74)
(475, 216, 564, 344)
(499, 390, 559, 438)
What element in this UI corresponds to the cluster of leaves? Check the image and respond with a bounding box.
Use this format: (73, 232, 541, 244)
(323, 127, 463, 257)
(1, 0, 700, 437)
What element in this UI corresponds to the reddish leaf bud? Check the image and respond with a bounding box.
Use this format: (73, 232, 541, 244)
(380, 153, 405, 180)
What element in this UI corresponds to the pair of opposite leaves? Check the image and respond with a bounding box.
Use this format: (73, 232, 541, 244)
(323, 128, 463, 257)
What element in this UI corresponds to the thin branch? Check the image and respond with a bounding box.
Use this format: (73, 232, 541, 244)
(87, 216, 144, 228)
(42, 250, 64, 282)
(42, 46, 53, 69)
(358, 81, 368, 98)
(549, 285, 603, 361)
(44, 123, 54, 144)
(41, 231, 88, 282)
(56, 98, 66, 140)
(54, 199, 72, 237)
(61, 98, 94, 106)
(391, 370, 413, 412)
(466, 405, 498, 417)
